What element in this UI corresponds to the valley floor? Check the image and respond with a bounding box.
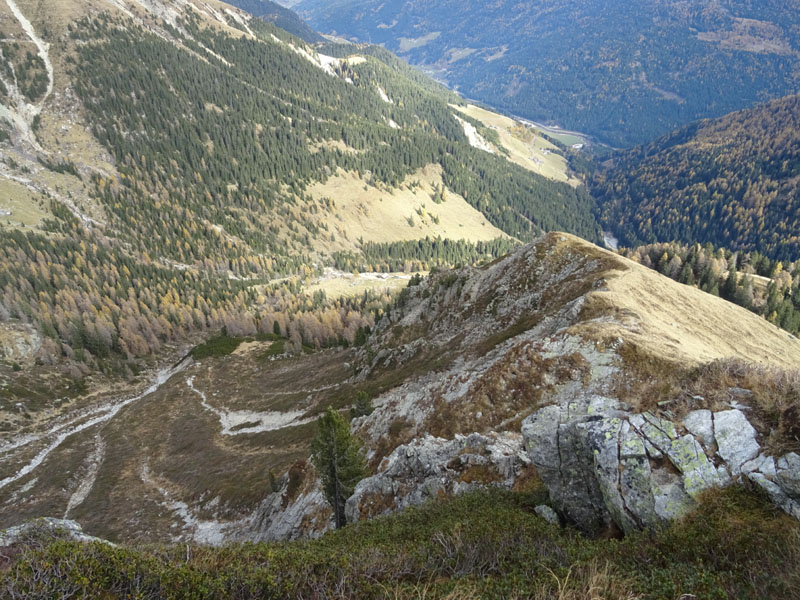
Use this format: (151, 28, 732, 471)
(0, 341, 358, 544)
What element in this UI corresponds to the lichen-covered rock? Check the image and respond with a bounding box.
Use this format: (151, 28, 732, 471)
(522, 398, 610, 531)
(682, 409, 714, 448)
(714, 409, 760, 475)
(618, 422, 659, 529)
(664, 434, 722, 498)
(346, 432, 528, 523)
(651, 468, 692, 521)
(521, 398, 794, 532)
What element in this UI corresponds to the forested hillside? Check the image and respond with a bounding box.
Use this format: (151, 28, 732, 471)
(0, 0, 599, 378)
(297, 0, 800, 147)
(594, 94, 800, 262)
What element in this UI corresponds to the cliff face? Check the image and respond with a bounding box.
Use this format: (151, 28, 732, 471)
(253, 233, 800, 538)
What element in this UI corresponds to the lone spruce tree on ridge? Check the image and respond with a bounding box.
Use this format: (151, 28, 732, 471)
(310, 407, 368, 528)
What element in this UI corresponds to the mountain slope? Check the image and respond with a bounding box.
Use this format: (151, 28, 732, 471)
(0, 0, 600, 383)
(594, 93, 800, 261)
(225, 0, 323, 42)
(3, 232, 798, 544)
(297, 0, 800, 147)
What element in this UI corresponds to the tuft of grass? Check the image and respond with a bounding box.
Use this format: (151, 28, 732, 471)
(690, 359, 800, 454)
(615, 346, 800, 454)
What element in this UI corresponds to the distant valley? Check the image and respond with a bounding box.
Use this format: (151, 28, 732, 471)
(297, 0, 800, 147)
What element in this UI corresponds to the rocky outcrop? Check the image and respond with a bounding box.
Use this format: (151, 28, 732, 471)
(522, 398, 800, 533)
(0, 518, 109, 547)
(249, 234, 800, 540)
(247, 464, 333, 541)
(346, 432, 530, 523)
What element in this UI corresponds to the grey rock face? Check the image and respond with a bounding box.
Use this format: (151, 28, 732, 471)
(749, 473, 800, 520)
(683, 410, 714, 448)
(250, 487, 331, 542)
(714, 409, 760, 475)
(776, 453, 800, 499)
(346, 432, 528, 523)
(248, 468, 333, 542)
(520, 397, 800, 532)
(534, 505, 560, 525)
(0, 518, 109, 547)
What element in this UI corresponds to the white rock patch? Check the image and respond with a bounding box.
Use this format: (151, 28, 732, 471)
(453, 114, 495, 154)
(186, 376, 314, 435)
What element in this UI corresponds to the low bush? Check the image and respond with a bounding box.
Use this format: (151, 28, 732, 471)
(1, 486, 798, 598)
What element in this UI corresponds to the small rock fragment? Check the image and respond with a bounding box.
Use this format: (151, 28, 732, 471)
(534, 504, 559, 525)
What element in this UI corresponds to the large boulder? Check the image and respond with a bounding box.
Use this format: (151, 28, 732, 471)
(522, 399, 797, 533)
(0, 518, 109, 547)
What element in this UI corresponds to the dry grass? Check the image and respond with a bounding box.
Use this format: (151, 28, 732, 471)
(306, 271, 418, 299)
(452, 104, 579, 184)
(612, 344, 800, 453)
(536, 560, 641, 600)
(569, 235, 800, 372)
(528, 234, 800, 450)
(691, 359, 800, 454)
(0, 178, 50, 230)
(305, 165, 507, 254)
(0, 346, 359, 543)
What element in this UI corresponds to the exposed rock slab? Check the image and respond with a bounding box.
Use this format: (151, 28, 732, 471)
(346, 432, 529, 523)
(520, 400, 797, 532)
(714, 409, 760, 475)
(0, 518, 109, 547)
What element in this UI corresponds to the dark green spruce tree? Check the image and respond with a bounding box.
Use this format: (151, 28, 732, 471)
(310, 407, 368, 528)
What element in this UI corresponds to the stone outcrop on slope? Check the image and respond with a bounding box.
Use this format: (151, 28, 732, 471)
(0, 518, 109, 547)
(344, 393, 800, 533)
(522, 398, 800, 533)
(252, 233, 800, 538)
(247, 463, 333, 542)
(346, 432, 530, 523)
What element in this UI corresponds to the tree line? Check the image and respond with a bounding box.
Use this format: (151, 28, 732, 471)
(622, 241, 800, 334)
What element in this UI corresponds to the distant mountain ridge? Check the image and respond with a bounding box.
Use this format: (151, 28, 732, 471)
(594, 93, 800, 261)
(297, 0, 800, 147)
(225, 0, 323, 42)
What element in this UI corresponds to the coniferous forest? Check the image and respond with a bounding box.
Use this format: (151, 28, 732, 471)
(594, 94, 800, 262)
(0, 12, 601, 373)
